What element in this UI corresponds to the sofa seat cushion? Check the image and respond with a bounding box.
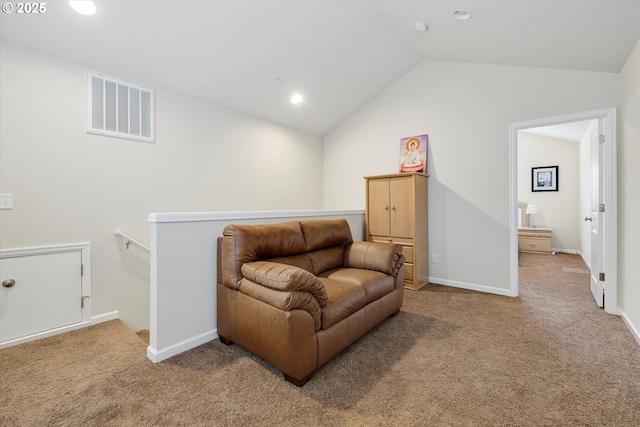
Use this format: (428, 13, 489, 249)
(318, 278, 366, 330)
(320, 268, 394, 304)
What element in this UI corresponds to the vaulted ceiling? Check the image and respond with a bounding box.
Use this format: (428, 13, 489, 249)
(2, 1, 639, 135)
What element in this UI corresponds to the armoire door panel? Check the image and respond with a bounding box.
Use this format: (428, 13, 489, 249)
(389, 176, 414, 238)
(367, 178, 390, 236)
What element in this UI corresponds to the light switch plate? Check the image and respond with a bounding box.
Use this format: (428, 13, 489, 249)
(0, 194, 14, 210)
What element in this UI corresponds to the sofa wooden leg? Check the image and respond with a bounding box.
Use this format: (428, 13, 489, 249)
(218, 335, 233, 346)
(283, 371, 314, 387)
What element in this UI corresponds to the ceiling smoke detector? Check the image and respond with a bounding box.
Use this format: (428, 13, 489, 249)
(452, 9, 472, 20)
(414, 21, 428, 32)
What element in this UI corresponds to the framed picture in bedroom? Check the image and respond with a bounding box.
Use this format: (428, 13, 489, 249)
(532, 165, 559, 192)
(399, 134, 428, 173)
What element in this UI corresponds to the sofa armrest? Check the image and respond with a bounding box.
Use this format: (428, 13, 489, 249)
(241, 261, 328, 307)
(238, 279, 322, 331)
(344, 241, 405, 277)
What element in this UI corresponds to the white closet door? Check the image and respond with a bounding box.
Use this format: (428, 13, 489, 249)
(1, 251, 82, 343)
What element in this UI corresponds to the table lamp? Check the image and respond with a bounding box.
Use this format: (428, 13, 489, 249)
(526, 204, 538, 228)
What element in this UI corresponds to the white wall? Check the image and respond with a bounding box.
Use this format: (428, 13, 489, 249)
(323, 59, 620, 294)
(619, 38, 640, 342)
(0, 42, 324, 332)
(517, 132, 580, 252)
(3, 39, 637, 346)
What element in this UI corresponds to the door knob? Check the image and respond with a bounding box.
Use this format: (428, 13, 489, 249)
(2, 279, 15, 288)
(584, 217, 593, 222)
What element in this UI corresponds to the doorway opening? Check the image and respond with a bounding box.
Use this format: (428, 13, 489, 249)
(509, 108, 618, 314)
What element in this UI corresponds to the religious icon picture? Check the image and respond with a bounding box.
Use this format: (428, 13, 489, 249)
(399, 134, 428, 173)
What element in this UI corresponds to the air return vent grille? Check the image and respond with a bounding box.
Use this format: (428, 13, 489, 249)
(87, 72, 155, 143)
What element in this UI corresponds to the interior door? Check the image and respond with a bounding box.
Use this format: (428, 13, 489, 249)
(0, 250, 83, 343)
(588, 119, 604, 307)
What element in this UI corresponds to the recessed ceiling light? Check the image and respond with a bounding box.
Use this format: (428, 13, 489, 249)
(69, 1, 96, 16)
(291, 94, 303, 104)
(452, 9, 472, 20)
(414, 21, 428, 32)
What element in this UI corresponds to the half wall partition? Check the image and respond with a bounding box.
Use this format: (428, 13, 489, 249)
(147, 209, 365, 363)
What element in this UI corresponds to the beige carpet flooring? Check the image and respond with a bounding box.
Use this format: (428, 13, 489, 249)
(1, 253, 639, 426)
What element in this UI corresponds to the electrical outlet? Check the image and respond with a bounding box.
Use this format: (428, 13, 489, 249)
(431, 254, 438, 263)
(0, 194, 13, 210)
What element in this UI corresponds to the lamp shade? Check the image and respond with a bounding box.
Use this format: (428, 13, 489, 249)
(525, 204, 538, 214)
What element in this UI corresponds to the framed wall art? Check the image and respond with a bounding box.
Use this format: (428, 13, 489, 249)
(399, 134, 428, 173)
(532, 166, 558, 192)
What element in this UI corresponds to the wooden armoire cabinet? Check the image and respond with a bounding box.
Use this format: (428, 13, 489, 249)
(364, 173, 428, 290)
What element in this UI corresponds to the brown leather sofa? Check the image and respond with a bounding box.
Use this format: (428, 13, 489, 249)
(217, 218, 405, 386)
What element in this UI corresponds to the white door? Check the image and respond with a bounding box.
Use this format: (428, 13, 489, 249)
(588, 119, 604, 307)
(0, 250, 83, 343)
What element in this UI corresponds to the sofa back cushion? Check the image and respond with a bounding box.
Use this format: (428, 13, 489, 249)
(308, 247, 345, 276)
(220, 218, 355, 288)
(221, 221, 307, 288)
(300, 219, 353, 251)
(265, 254, 314, 274)
(300, 219, 353, 275)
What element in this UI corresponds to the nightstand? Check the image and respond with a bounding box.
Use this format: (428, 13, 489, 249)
(518, 227, 552, 254)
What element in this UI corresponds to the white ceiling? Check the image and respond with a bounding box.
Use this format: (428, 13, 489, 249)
(1, 1, 639, 135)
(520, 120, 594, 143)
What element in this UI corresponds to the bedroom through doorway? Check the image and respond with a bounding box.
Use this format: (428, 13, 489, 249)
(509, 108, 618, 314)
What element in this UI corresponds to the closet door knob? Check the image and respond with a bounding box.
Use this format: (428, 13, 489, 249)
(2, 279, 15, 288)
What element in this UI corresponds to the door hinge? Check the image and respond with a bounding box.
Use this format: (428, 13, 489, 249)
(81, 264, 84, 276)
(599, 272, 605, 281)
(599, 203, 605, 213)
(81, 295, 90, 309)
(599, 134, 605, 143)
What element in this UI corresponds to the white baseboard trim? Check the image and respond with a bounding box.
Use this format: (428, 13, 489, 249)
(92, 310, 119, 324)
(553, 248, 578, 255)
(620, 309, 640, 346)
(0, 321, 92, 349)
(0, 310, 119, 350)
(147, 329, 218, 363)
(577, 250, 590, 270)
(428, 277, 516, 297)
